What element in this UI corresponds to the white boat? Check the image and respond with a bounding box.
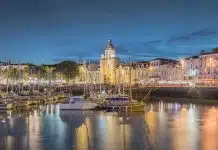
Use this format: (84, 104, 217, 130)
(59, 96, 98, 110)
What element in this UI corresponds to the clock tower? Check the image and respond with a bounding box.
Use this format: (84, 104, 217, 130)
(100, 39, 120, 84)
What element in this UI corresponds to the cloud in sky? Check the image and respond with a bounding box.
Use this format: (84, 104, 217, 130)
(115, 27, 218, 60)
(168, 28, 217, 43)
(1, 0, 218, 64)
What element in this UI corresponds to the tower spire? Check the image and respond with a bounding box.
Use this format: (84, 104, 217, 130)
(108, 33, 112, 43)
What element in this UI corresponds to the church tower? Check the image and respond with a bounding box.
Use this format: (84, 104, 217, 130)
(100, 39, 120, 84)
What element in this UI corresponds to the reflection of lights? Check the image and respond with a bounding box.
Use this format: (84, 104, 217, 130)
(167, 103, 173, 109)
(50, 104, 54, 115)
(201, 107, 218, 150)
(174, 103, 180, 111)
(76, 124, 89, 150)
(1, 119, 6, 123)
(181, 107, 187, 112)
(119, 117, 123, 123)
(159, 102, 164, 112)
(46, 105, 49, 114)
(150, 104, 153, 112)
(188, 105, 195, 123)
(56, 105, 60, 115)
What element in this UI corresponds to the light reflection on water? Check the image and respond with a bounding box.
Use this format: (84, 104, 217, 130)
(0, 102, 217, 150)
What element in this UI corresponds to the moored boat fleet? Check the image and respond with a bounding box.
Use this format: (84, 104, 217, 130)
(59, 93, 145, 112)
(0, 93, 67, 111)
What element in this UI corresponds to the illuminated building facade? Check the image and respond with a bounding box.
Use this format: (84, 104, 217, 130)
(77, 40, 218, 85)
(100, 39, 120, 84)
(183, 56, 200, 80)
(199, 49, 218, 83)
(183, 49, 218, 84)
(149, 58, 183, 82)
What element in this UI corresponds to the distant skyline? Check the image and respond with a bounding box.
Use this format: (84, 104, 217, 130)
(1, 0, 218, 64)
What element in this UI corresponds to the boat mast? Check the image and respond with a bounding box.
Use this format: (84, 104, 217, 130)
(83, 58, 86, 96)
(129, 56, 132, 101)
(100, 82, 102, 94)
(122, 61, 126, 96)
(118, 69, 121, 95)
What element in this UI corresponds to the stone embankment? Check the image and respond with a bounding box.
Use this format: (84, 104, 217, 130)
(132, 87, 218, 103)
(55, 85, 218, 102)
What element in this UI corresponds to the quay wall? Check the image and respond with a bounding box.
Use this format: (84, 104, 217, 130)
(2, 84, 218, 101)
(132, 87, 218, 101)
(57, 86, 218, 101)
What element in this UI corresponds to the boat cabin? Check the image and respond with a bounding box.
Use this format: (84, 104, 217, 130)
(68, 96, 85, 104)
(105, 96, 129, 105)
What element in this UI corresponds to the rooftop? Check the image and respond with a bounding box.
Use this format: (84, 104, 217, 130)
(200, 48, 218, 55)
(185, 55, 199, 59)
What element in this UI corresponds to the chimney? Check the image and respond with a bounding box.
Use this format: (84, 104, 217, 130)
(200, 50, 204, 55)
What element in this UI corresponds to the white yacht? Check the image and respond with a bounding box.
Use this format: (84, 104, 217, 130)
(59, 96, 98, 110)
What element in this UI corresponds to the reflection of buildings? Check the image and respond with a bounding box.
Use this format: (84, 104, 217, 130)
(201, 107, 218, 150)
(75, 122, 89, 150)
(0, 114, 28, 150)
(145, 103, 170, 150)
(1, 104, 217, 150)
(28, 110, 41, 150)
(171, 105, 199, 150)
(74, 112, 133, 150)
(144, 103, 202, 150)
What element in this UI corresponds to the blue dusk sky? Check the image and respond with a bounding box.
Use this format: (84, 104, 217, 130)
(0, 0, 218, 64)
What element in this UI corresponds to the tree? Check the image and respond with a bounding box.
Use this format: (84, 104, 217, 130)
(20, 67, 29, 94)
(55, 61, 79, 84)
(5, 67, 20, 93)
(41, 65, 55, 95)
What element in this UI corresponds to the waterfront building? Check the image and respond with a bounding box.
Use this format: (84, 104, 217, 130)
(133, 61, 150, 85)
(149, 58, 181, 82)
(198, 49, 218, 84)
(76, 40, 218, 86)
(183, 55, 200, 81)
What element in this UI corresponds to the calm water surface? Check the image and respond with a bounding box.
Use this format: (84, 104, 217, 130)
(0, 102, 218, 150)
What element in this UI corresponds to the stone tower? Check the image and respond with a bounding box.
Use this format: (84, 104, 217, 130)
(100, 39, 120, 84)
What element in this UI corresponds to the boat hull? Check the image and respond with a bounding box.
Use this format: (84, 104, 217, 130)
(59, 103, 98, 110)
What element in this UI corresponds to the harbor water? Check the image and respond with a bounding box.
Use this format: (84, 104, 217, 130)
(0, 102, 217, 150)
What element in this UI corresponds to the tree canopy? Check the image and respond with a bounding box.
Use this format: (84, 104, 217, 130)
(55, 61, 79, 82)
